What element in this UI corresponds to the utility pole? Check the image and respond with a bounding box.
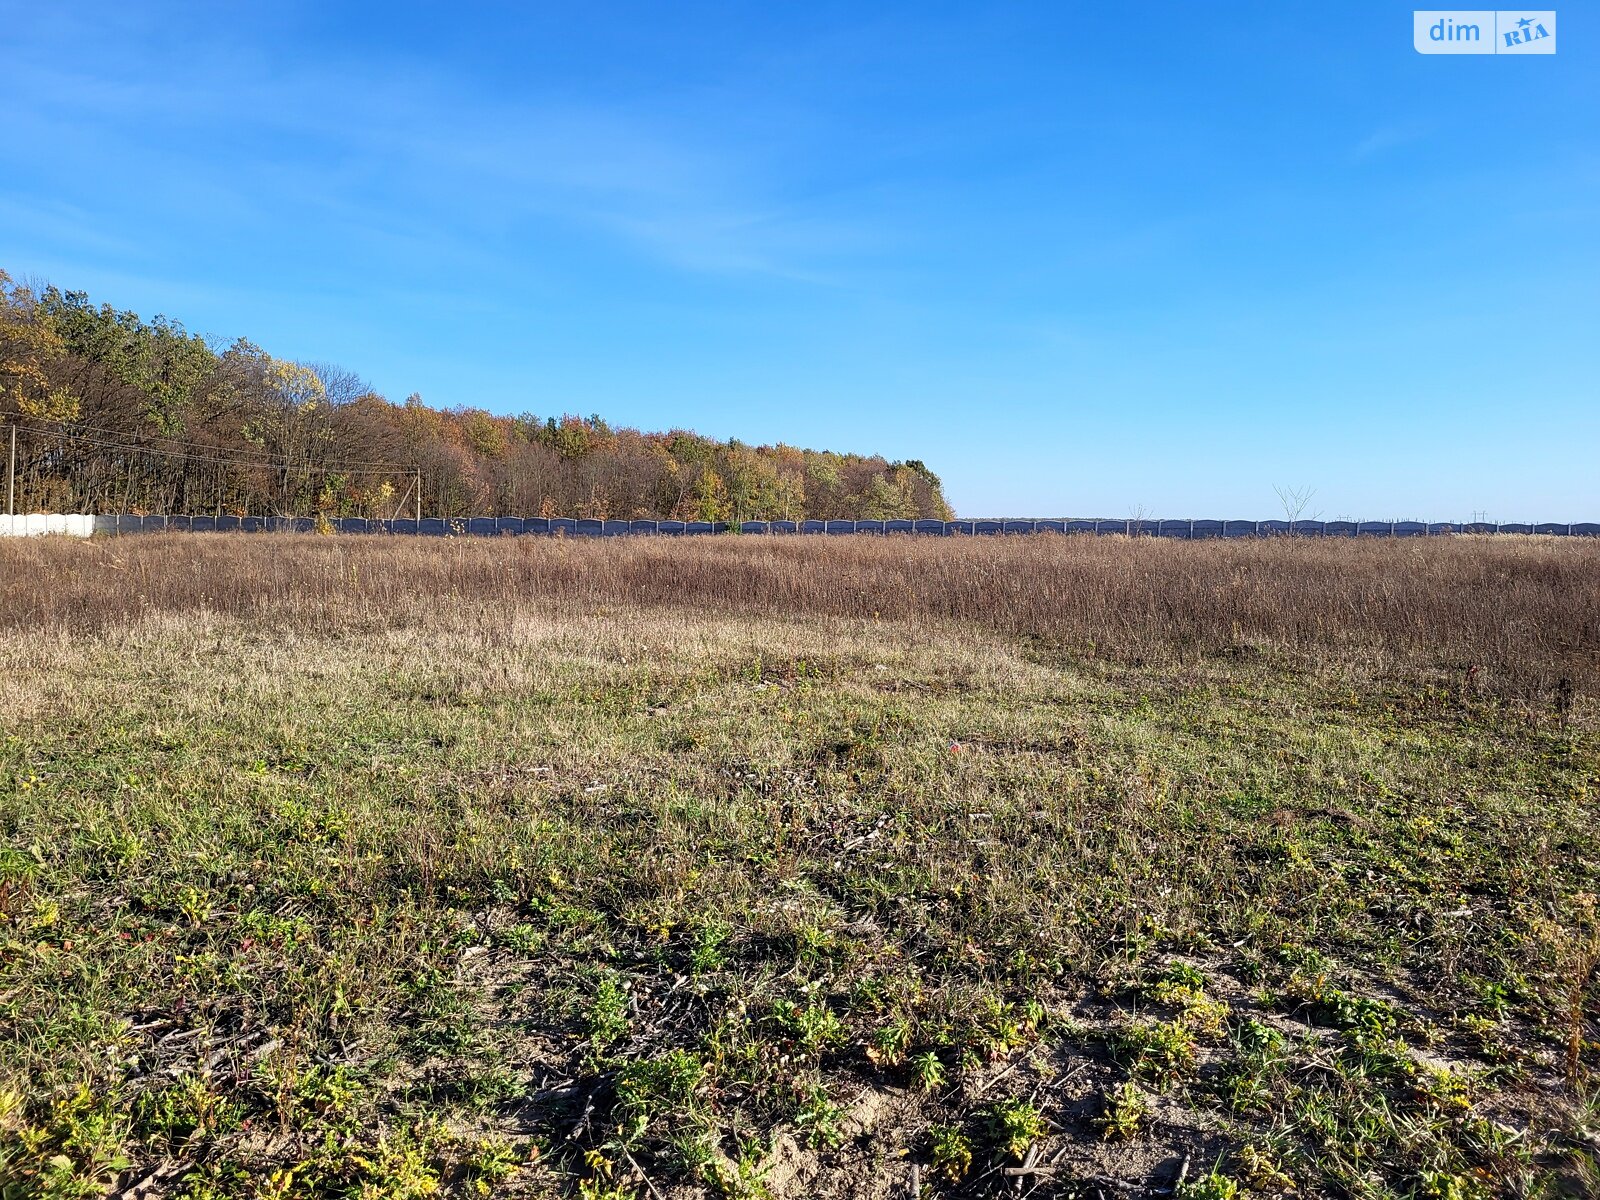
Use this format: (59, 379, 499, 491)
(415, 468, 421, 523)
(7, 423, 15, 517)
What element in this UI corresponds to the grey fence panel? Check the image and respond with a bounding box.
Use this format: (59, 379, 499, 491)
(79, 511, 1598, 542)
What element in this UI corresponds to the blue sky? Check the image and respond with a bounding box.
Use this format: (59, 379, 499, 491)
(3, 2, 1595, 519)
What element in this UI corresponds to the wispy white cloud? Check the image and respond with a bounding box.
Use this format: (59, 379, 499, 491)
(1350, 121, 1432, 161)
(3, 14, 889, 285)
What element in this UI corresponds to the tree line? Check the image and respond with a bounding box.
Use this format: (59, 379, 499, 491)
(0, 270, 952, 522)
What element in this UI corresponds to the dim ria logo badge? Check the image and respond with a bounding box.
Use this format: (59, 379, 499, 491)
(1415, 10, 1555, 53)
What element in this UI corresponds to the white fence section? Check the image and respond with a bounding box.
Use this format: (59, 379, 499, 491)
(0, 513, 96, 538)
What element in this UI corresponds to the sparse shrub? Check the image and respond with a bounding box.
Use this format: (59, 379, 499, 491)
(985, 1097, 1047, 1159)
(793, 1086, 844, 1149)
(1118, 1019, 1199, 1085)
(928, 1124, 973, 1182)
(909, 1050, 947, 1092)
(1177, 1169, 1239, 1200)
(1098, 1081, 1152, 1140)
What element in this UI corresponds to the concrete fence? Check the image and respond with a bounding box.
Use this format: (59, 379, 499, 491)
(37, 514, 1600, 539)
(0, 514, 96, 538)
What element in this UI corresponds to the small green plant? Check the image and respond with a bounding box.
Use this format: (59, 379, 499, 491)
(501, 922, 543, 953)
(1118, 1019, 1198, 1085)
(343, 1130, 444, 1200)
(927, 1124, 973, 1182)
(1098, 1081, 1151, 1141)
(587, 973, 631, 1048)
(1478, 980, 1512, 1020)
(615, 1050, 705, 1140)
(794, 923, 838, 966)
(1177, 1169, 1239, 1200)
(294, 1063, 362, 1117)
(770, 999, 845, 1055)
(1416, 1168, 1487, 1200)
(970, 993, 1034, 1059)
(175, 884, 212, 927)
(1417, 1066, 1473, 1114)
(690, 922, 731, 975)
(985, 1097, 1046, 1159)
(867, 1016, 912, 1067)
(794, 1085, 844, 1149)
(1236, 1144, 1295, 1193)
(464, 1137, 524, 1195)
(909, 1050, 947, 1092)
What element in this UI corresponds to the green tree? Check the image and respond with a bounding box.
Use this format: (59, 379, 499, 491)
(690, 464, 731, 523)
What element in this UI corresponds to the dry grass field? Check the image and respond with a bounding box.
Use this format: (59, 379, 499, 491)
(2, 533, 1598, 1200)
